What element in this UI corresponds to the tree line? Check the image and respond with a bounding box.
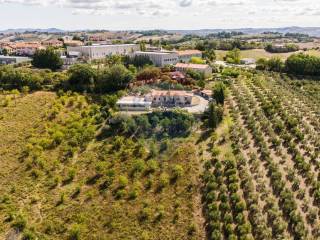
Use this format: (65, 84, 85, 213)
(256, 53, 320, 77)
(265, 43, 299, 53)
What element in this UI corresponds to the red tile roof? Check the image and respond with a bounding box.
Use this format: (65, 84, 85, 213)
(175, 63, 210, 70)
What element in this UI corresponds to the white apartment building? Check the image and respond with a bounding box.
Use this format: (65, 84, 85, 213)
(0, 55, 31, 65)
(67, 44, 139, 60)
(133, 51, 179, 67)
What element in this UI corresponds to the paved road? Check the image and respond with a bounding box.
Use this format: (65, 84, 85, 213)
(183, 95, 209, 114)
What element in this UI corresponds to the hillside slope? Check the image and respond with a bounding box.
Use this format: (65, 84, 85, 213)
(0, 92, 205, 240)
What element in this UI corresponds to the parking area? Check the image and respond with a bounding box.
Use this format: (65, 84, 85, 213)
(184, 95, 209, 114)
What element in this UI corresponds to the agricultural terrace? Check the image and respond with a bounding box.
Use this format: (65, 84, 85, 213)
(202, 71, 320, 240)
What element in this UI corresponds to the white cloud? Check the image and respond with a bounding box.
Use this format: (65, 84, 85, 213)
(1, 0, 320, 29)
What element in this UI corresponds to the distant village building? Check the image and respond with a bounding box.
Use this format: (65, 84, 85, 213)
(41, 40, 63, 48)
(177, 50, 202, 63)
(67, 44, 139, 60)
(133, 51, 179, 67)
(64, 40, 84, 47)
(0, 42, 43, 56)
(0, 55, 31, 65)
(175, 63, 212, 78)
(0, 45, 14, 55)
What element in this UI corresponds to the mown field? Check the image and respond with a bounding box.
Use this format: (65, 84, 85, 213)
(215, 49, 320, 61)
(0, 91, 206, 240)
(202, 72, 320, 239)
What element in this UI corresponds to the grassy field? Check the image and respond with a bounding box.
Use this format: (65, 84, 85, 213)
(215, 49, 320, 61)
(0, 91, 205, 240)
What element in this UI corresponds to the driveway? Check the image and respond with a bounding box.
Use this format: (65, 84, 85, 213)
(182, 95, 209, 114)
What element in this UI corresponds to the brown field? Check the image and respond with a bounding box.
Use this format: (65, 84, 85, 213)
(216, 48, 320, 61)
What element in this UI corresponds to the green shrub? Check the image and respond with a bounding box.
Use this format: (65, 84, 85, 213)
(12, 214, 26, 231)
(22, 229, 36, 240)
(138, 207, 152, 222)
(171, 164, 184, 180)
(68, 224, 81, 240)
(159, 173, 170, 189)
(118, 175, 128, 189)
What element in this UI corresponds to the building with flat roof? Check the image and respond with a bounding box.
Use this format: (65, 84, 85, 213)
(0, 55, 31, 65)
(175, 63, 212, 78)
(133, 51, 179, 67)
(177, 50, 202, 63)
(116, 96, 152, 111)
(67, 44, 139, 60)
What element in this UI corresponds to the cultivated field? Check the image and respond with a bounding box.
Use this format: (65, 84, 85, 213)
(0, 72, 319, 240)
(215, 49, 320, 61)
(203, 73, 320, 239)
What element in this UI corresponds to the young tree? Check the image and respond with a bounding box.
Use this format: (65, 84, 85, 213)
(267, 57, 284, 72)
(213, 82, 225, 105)
(208, 102, 223, 129)
(203, 49, 216, 62)
(224, 48, 241, 64)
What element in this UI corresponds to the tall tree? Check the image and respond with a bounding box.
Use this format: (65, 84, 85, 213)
(213, 82, 225, 105)
(208, 102, 223, 129)
(97, 64, 133, 92)
(67, 64, 97, 92)
(32, 47, 63, 71)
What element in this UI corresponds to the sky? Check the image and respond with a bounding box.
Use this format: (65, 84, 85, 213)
(0, 0, 320, 30)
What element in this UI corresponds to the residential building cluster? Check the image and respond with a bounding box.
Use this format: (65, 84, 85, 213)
(67, 44, 139, 60)
(0, 39, 212, 79)
(117, 90, 194, 111)
(0, 42, 45, 56)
